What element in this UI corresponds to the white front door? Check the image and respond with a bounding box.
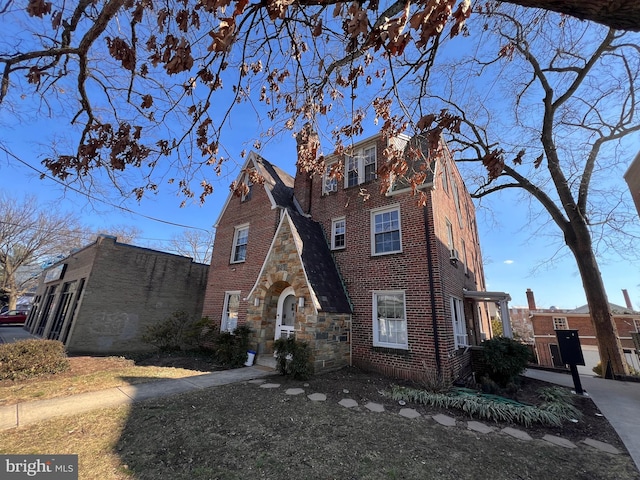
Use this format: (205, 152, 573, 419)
(276, 287, 296, 340)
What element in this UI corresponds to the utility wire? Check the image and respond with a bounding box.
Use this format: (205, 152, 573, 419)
(0, 145, 213, 233)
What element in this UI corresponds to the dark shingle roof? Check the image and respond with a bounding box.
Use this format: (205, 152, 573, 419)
(288, 209, 352, 314)
(255, 155, 296, 208)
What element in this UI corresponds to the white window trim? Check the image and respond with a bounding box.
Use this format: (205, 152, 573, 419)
(230, 224, 249, 264)
(322, 161, 338, 195)
(345, 145, 376, 188)
(373, 290, 408, 349)
(553, 317, 569, 330)
(370, 205, 402, 256)
(221, 291, 241, 332)
(331, 217, 346, 250)
(451, 296, 468, 349)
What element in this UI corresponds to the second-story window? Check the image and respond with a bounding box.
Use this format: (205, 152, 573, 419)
(371, 205, 402, 255)
(231, 225, 249, 263)
(331, 217, 346, 250)
(345, 145, 376, 188)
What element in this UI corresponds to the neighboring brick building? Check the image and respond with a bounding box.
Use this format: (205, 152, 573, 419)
(202, 130, 509, 381)
(527, 289, 640, 374)
(24, 235, 209, 354)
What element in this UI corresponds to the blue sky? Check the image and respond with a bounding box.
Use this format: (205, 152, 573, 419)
(2, 123, 638, 311)
(0, 6, 638, 312)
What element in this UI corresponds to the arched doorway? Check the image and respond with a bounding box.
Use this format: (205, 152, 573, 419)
(276, 286, 296, 340)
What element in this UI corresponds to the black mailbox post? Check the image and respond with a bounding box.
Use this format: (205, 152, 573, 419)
(555, 329, 585, 395)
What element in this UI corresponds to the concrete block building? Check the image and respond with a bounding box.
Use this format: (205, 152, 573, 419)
(24, 235, 209, 354)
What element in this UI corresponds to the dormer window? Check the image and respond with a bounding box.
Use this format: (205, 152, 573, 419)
(345, 145, 376, 188)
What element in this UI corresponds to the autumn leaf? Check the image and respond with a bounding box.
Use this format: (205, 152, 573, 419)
(141, 94, 153, 109)
(534, 154, 544, 168)
(26, 0, 51, 17)
(513, 149, 525, 165)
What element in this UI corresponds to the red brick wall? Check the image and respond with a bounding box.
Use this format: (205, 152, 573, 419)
(306, 136, 485, 380)
(532, 312, 640, 367)
(201, 165, 282, 328)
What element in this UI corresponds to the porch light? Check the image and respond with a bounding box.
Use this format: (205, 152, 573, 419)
(298, 297, 305, 308)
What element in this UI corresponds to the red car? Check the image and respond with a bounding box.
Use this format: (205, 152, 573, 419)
(0, 309, 28, 325)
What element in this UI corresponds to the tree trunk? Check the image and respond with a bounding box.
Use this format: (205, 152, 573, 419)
(503, 0, 640, 32)
(567, 221, 629, 377)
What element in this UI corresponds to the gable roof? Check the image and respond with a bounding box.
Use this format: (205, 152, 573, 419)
(214, 152, 295, 227)
(287, 209, 352, 314)
(569, 303, 639, 315)
(246, 208, 352, 315)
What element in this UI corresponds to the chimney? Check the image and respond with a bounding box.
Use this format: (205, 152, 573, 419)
(623, 289, 633, 310)
(294, 125, 319, 215)
(526, 288, 537, 310)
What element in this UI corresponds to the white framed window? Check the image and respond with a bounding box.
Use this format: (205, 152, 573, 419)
(634, 319, 640, 332)
(373, 291, 407, 349)
(371, 205, 402, 255)
(231, 224, 249, 263)
(345, 145, 376, 187)
(461, 239, 468, 274)
(323, 162, 338, 194)
(445, 218, 458, 260)
(221, 292, 240, 332)
(452, 179, 464, 228)
(441, 159, 450, 193)
(331, 217, 346, 250)
(553, 317, 568, 330)
(451, 296, 468, 348)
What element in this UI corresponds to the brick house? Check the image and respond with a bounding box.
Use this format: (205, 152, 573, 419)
(527, 289, 640, 373)
(24, 235, 209, 354)
(202, 131, 509, 381)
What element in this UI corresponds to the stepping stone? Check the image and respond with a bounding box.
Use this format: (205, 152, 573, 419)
(364, 402, 385, 413)
(467, 421, 495, 434)
(399, 408, 421, 419)
(285, 388, 305, 395)
(581, 438, 621, 455)
(259, 383, 281, 389)
(338, 398, 358, 408)
(543, 435, 576, 448)
(248, 379, 266, 384)
(432, 414, 456, 427)
(307, 393, 327, 402)
(502, 427, 532, 441)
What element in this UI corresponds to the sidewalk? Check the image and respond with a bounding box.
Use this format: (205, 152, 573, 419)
(0, 365, 275, 430)
(524, 368, 640, 472)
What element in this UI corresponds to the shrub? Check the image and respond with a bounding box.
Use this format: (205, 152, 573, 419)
(184, 316, 219, 351)
(273, 337, 313, 380)
(482, 336, 533, 387)
(215, 325, 251, 368)
(0, 339, 70, 381)
(419, 362, 453, 393)
(142, 311, 203, 352)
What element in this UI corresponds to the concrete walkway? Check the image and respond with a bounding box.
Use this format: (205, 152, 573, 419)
(0, 366, 275, 430)
(524, 368, 640, 472)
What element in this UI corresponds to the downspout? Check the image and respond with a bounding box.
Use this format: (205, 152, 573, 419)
(423, 206, 442, 376)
